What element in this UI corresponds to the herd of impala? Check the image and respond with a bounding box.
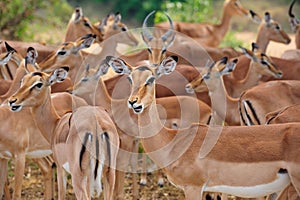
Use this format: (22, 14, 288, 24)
(0, 0, 300, 199)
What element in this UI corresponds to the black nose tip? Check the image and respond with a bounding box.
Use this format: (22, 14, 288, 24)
(8, 98, 17, 106)
(128, 99, 137, 107)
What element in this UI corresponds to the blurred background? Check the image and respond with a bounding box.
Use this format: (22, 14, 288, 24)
(0, 0, 297, 53)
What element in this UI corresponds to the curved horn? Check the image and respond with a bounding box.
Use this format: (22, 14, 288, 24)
(142, 10, 156, 42)
(289, 0, 296, 18)
(161, 12, 175, 43)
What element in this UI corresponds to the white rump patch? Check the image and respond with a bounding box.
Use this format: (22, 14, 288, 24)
(205, 173, 290, 198)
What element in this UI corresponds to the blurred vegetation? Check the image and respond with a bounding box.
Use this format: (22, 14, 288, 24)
(0, 0, 297, 46)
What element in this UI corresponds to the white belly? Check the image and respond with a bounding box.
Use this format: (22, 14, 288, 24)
(26, 150, 52, 158)
(205, 173, 290, 198)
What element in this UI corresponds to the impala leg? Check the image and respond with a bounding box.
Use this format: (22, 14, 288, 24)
(140, 153, 147, 186)
(33, 157, 54, 200)
(130, 138, 140, 200)
(13, 152, 25, 200)
(184, 186, 202, 200)
(0, 158, 9, 199)
(4, 177, 11, 200)
(56, 165, 66, 200)
(157, 170, 164, 187)
(71, 172, 89, 200)
(103, 166, 116, 200)
(276, 184, 299, 200)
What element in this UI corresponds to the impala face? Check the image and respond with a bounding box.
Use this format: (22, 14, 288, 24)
(240, 43, 283, 78)
(142, 11, 175, 67)
(261, 12, 291, 44)
(98, 13, 139, 47)
(225, 0, 250, 17)
(185, 57, 236, 94)
(8, 67, 69, 112)
(108, 56, 178, 114)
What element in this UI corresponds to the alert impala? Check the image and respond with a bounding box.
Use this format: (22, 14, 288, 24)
(8, 66, 119, 200)
(70, 60, 213, 199)
(155, 0, 260, 47)
(109, 55, 300, 200)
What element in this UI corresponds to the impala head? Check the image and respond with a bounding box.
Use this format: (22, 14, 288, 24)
(224, 0, 248, 16)
(289, 0, 300, 32)
(240, 43, 283, 78)
(142, 11, 175, 67)
(40, 34, 96, 71)
(96, 12, 138, 46)
(185, 57, 237, 94)
(259, 12, 291, 44)
(108, 55, 178, 114)
(8, 66, 69, 112)
(70, 62, 109, 96)
(65, 6, 103, 42)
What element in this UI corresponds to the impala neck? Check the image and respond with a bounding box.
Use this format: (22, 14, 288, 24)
(256, 26, 269, 53)
(237, 61, 262, 88)
(94, 78, 112, 109)
(215, 6, 233, 40)
(209, 77, 239, 125)
(31, 90, 60, 144)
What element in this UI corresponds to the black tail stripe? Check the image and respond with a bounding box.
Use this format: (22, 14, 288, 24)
(79, 132, 92, 170)
(245, 100, 261, 125)
(206, 114, 212, 125)
(103, 132, 111, 168)
(238, 99, 247, 125)
(4, 64, 13, 80)
(94, 135, 99, 180)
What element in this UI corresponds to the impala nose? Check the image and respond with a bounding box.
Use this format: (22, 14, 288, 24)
(128, 98, 137, 108)
(8, 98, 17, 106)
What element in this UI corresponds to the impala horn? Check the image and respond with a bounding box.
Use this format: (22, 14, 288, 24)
(142, 10, 156, 43)
(289, 0, 296, 18)
(161, 12, 175, 48)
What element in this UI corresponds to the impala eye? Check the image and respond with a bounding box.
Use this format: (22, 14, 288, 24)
(57, 51, 66, 56)
(202, 73, 210, 80)
(35, 83, 43, 88)
(275, 25, 280, 30)
(127, 76, 132, 84)
(121, 27, 127, 31)
(261, 60, 268, 65)
(147, 48, 152, 54)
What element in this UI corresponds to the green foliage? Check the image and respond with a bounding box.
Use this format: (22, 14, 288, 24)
(0, 0, 72, 43)
(220, 31, 245, 49)
(155, 0, 214, 24)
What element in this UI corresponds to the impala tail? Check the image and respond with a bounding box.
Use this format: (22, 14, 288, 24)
(79, 131, 111, 198)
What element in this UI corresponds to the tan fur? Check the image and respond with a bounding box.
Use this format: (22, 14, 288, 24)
(8, 69, 119, 200)
(114, 57, 300, 200)
(155, 0, 251, 47)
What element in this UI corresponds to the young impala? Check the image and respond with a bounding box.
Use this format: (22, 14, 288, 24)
(8, 66, 119, 200)
(108, 55, 300, 200)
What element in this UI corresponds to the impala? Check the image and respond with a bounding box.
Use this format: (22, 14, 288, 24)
(108, 55, 300, 200)
(0, 42, 21, 80)
(155, 0, 260, 47)
(64, 6, 103, 43)
(281, 0, 300, 60)
(8, 66, 119, 200)
(239, 80, 300, 126)
(185, 48, 282, 125)
(223, 43, 282, 98)
(256, 12, 291, 53)
(70, 60, 212, 199)
(0, 48, 88, 199)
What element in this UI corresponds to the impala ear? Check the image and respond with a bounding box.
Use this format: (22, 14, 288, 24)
(220, 59, 238, 75)
(74, 34, 96, 52)
(107, 56, 132, 75)
(26, 47, 38, 65)
(47, 67, 69, 85)
(74, 6, 83, 23)
(96, 60, 110, 77)
(114, 12, 121, 23)
(155, 56, 178, 78)
(249, 10, 261, 24)
(4, 42, 16, 53)
(264, 12, 272, 27)
(239, 45, 254, 59)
